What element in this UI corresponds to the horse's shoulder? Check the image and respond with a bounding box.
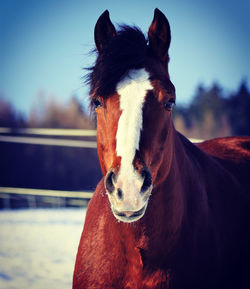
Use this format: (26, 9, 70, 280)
(84, 177, 108, 227)
(74, 178, 120, 287)
(196, 136, 250, 162)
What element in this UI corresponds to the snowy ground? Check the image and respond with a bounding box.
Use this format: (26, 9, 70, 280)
(0, 208, 86, 289)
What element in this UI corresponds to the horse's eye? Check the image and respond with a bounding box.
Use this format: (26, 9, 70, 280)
(93, 98, 102, 109)
(164, 99, 175, 111)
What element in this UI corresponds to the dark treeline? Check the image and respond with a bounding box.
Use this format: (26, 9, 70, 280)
(0, 96, 26, 128)
(173, 80, 250, 139)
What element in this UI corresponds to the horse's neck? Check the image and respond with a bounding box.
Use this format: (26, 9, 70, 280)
(165, 132, 249, 246)
(142, 132, 214, 250)
(170, 132, 218, 222)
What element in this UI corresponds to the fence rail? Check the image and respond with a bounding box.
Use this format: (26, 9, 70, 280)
(0, 135, 97, 148)
(0, 187, 94, 209)
(0, 127, 97, 148)
(0, 187, 93, 199)
(0, 127, 96, 136)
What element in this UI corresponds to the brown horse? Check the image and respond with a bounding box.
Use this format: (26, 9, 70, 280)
(73, 9, 250, 289)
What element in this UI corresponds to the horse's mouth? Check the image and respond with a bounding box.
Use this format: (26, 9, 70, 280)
(112, 204, 147, 223)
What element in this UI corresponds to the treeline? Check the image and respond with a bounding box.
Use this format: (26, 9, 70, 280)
(0, 94, 94, 129)
(28, 94, 94, 129)
(1, 81, 250, 140)
(173, 81, 250, 139)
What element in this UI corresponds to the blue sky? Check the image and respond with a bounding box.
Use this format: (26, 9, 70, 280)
(0, 0, 249, 116)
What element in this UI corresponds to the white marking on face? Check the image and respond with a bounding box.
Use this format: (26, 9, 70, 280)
(116, 68, 152, 178)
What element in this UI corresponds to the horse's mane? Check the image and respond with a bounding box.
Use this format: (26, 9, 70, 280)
(86, 25, 148, 103)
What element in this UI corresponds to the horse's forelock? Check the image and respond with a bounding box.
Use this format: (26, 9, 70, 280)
(87, 25, 148, 105)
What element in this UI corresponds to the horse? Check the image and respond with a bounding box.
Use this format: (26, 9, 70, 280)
(73, 9, 250, 289)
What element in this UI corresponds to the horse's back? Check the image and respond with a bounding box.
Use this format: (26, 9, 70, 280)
(197, 136, 250, 162)
(197, 136, 250, 192)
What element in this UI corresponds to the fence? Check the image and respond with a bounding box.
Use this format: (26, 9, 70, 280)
(0, 127, 203, 209)
(0, 187, 93, 209)
(0, 127, 97, 209)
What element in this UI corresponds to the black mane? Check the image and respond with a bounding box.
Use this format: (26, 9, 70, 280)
(87, 25, 148, 101)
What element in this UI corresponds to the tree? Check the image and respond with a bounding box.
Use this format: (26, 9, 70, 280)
(0, 96, 25, 127)
(27, 93, 95, 129)
(173, 82, 236, 139)
(227, 81, 250, 136)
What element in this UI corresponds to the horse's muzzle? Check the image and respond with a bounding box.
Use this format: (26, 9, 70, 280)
(104, 166, 152, 223)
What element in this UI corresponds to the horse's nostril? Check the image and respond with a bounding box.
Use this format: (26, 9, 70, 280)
(140, 167, 152, 193)
(117, 188, 123, 200)
(105, 170, 116, 194)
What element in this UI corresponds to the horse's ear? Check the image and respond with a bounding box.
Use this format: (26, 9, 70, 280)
(148, 8, 171, 64)
(94, 10, 117, 52)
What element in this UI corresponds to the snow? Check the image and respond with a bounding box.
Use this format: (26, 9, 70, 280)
(0, 208, 86, 289)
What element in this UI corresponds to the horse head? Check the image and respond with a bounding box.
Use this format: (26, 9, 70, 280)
(90, 9, 176, 223)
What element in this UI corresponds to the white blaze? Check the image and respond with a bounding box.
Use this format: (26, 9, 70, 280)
(116, 68, 152, 179)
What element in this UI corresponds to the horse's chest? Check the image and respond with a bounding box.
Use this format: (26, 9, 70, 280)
(112, 247, 169, 289)
(118, 264, 169, 289)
